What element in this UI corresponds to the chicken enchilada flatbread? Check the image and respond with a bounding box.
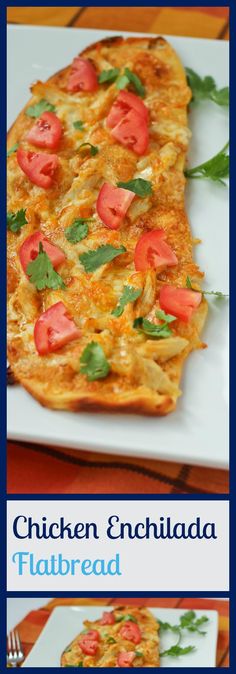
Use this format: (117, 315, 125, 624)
(7, 36, 207, 415)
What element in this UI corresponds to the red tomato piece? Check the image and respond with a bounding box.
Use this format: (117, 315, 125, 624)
(17, 148, 59, 188)
(96, 182, 134, 229)
(117, 652, 135, 668)
(134, 229, 178, 272)
(67, 57, 98, 93)
(107, 90, 148, 129)
(27, 112, 62, 150)
(79, 638, 99, 656)
(119, 622, 141, 645)
(159, 285, 202, 322)
(100, 611, 115, 625)
(111, 108, 148, 155)
(19, 232, 66, 274)
(34, 302, 80, 355)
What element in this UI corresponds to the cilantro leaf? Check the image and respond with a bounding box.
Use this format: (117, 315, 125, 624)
(79, 244, 126, 272)
(7, 143, 19, 157)
(158, 619, 179, 633)
(107, 637, 116, 644)
(135, 652, 143, 657)
(184, 142, 229, 184)
(78, 143, 99, 157)
(117, 178, 152, 197)
(186, 276, 228, 298)
(160, 644, 196, 657)
(116, 74, 130, 90)
(186, 68, 229, 107)
(115, 613, 138, 623)
(116, 68, 145, 97)
(26, 243, 65, 290)
(156, 309, 176, 324)
(112, 285, 141, 317)
(7, 209, 27, 233)
(133, 313, 175, 339)
(65, 218, 90, 244)
(73, 120, 84, 130)
(26, 99, 56, 118)
(99, 68, 120, 84)
(80, 341, 110, 381)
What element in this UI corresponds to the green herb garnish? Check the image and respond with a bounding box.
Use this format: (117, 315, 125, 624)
(99, 68, 120, 84)
(161, 644, 196, 657)
(80, 341, 110, 381)
(73, 120, 84, 130)
(7, 208, 27, 233)
(186, 276, 228, 299)
(79, 244, 126, 272)
(117, 178, 152, 197)
(116, 67, 145, 97)
(134, 310, 176, 339)
(158, 611, 209, 658)
(184, 141, 229, 185)
(65, 218, 91, 244)
(26, 99, 56, 118)
(7, 143, 19, 157)
(112, 285, 141, 317)
(186, 68, 229, 107)
(26, 242, 65, 290)
(107, 637, 116, 644)
(78, 143, 99, 157)
(135, 651, 143, 657)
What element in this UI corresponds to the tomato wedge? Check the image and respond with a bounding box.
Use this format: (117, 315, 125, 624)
(107, 90, 148, 129)
(159, 285, 202, 322)
(117, 652, 135, 668)
(17, 148, 59, 188)
(19, 232, 66, 274)
(68, 57, 98, 93)
(111, 108, 148, 156)
(27, 112, 62, 150)
(134, 229, 178, 272)
(100, 611, 115, 625)
(79, 630, 100, 656)
(79, 638, 99, 656)
(96, 182, 135, 229)
(34, 302, 80, 355)
(119, 622, 141, 645)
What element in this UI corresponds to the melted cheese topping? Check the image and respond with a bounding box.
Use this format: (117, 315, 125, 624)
(61, 606, 160, 668)
(7, 36, 207, 414)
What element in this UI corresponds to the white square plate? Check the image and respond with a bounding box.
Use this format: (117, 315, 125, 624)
(22, 605, 219, 667)
(7, 26, 229, 468)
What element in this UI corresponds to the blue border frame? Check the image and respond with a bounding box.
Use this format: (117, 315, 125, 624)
(3, 0, 233, 671)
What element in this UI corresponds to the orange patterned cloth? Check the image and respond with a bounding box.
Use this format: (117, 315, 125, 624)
(15, 597, 229, 667)
(7, 441, 228, 494)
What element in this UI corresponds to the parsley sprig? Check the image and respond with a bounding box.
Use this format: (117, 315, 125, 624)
(159, 610, 209, 658)
(134, 310, 176, 339)
(184, 142, 229, 185)
(116, 67, 145, 97)
(7, 209, 27, 233)
(80, 341, 110, 381)
(78, 143, 99, 157)
(112, 285, 141, 317)
(79, 244, 126, 273)
(99, 68, 120, 84)
(26, 99, 56, 118)
(186, 68, 229, 107)
(26, 243, 65, 290)
(117, 178, 153, 197)
(186, 276, 228, 299)
(65, 218, 91, 244)
(7, 143, 19, 157)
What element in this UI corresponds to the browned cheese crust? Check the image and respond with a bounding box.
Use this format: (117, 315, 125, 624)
(7, 36, 207, 415)
(60, 605, 160, 667)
